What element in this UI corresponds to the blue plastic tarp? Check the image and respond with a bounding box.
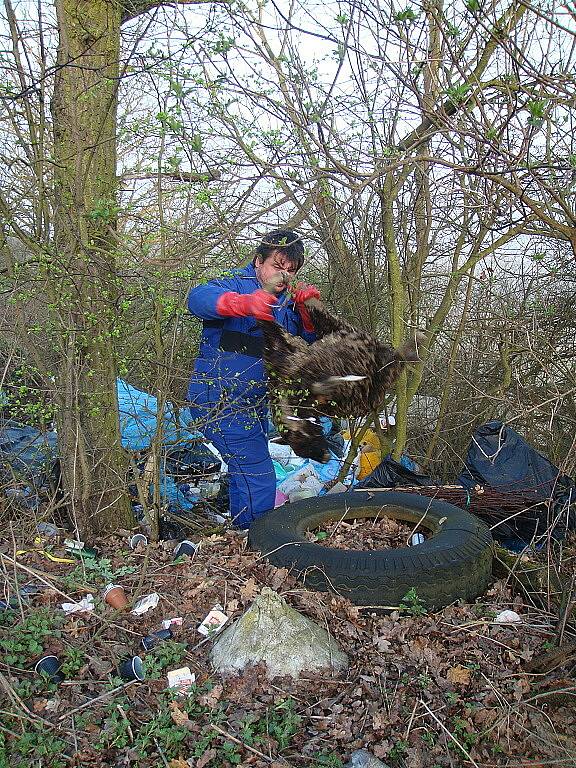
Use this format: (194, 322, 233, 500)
(117, 379, 199, 451)
(0, 420, 57, 484)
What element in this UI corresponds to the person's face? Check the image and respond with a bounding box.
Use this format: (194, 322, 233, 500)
(255, 249, 298, 293)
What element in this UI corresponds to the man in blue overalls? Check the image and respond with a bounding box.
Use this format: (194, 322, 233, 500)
(187, 230, 319, 529)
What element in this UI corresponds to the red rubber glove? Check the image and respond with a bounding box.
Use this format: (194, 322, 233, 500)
(216, 289, 278, 321)
(292, 283, 320, 332)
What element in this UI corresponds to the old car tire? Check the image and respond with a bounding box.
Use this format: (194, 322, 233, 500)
(248, 490, 493, 609)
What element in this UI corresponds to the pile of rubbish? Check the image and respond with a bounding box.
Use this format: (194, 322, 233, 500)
(357, 421, 575, 548)
(1, 378, 574, 549)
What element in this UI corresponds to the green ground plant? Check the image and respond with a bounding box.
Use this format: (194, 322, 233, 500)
(399, 587, 428, 616)
(59, 553, 136, 589)
(143, 639, 188, 679)
(0, 607, 62, 667)
(5, 724, 67, 768)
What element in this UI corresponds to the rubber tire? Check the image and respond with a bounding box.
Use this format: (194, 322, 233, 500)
(248, 490, 493, 609)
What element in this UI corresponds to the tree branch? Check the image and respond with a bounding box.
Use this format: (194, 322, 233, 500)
(121, 0, 226, 24)
(395, 0, 528, 153)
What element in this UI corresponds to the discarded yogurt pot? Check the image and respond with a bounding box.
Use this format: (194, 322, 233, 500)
(173, 540, 198, 559)
(34, 655, 64, 683)
(102, 584, 129, 610)
(118, 656, 145, 681)
(410, 533, 425, 546)
(128, 533, 148, 549)
(141, 628, 173, 651)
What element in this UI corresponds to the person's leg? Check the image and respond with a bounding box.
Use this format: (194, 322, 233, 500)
(202, 406, 276, 528)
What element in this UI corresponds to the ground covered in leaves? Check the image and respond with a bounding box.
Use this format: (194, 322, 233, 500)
(305, 516, 427, 550)
(1, 525, 575, 768)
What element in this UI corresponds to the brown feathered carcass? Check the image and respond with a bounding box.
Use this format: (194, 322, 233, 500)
(258, 290, 424, 463)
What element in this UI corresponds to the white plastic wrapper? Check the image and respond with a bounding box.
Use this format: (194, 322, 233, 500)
(131, 592, 160, 616)
(494, 610, 522, 623)
(61, 594, 95, 614)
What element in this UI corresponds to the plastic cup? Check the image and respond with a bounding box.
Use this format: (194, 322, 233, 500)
(173, 540, 198, 559)
(102, 584, 129, 610)
(140, 628, 173, 651)
(35, 655, 64, 683)
(118, 656, 145, 681)
(128, 533, 148, 549)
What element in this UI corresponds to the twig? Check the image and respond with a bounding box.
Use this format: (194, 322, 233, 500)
(117, 704, 134, 743)
(57, 680, 138, 721)
(210, 722, 287, 763)
(420, 699, 481, 768)
(0, 552, 76, 603)
(0, 672, 56, 730)
(154, 737, 170, 767)
(0, 722, 21, 739)
(555, 571, 576, 645)
(404, 696, 420, 741)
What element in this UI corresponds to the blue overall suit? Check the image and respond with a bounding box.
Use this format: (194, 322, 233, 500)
(187, 263, 315, 528)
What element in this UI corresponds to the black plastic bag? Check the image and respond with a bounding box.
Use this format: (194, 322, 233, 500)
(458, 420, 574, 501)
(458, 420, 576, 541)
(356, 454, 435, 489)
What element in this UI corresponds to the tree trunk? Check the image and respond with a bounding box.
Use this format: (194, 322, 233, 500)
(51, 0, 133, 534)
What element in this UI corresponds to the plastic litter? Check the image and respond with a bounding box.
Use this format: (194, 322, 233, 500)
(161, 617, 183, 629)
(128, 533, 148, 549)
(274, 490, 289, 507)
(64, 538, 85, 553)
(61, 594, 95, 614)
(16, 548, 76, 564)
(494, 610, 522, 623)
(356, 454, 434, 489)
(173, 540, 198, 559)
(36, 522, 60, 537)
(118, 656, 145, 681)
(131, 592, 160, 616)
(410, 533, 425, 546)
(141, 629, 173, 651)
(35, 655, 64, 683)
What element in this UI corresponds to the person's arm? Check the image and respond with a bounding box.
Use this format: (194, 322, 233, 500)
(188, 276, 277, 321)
(292, 283, 320, 341)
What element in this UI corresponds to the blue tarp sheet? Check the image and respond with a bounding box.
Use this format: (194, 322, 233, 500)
(0, 421, 57, 485)
(117, 379, 199, 451)
(1, 379, 201, 485)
